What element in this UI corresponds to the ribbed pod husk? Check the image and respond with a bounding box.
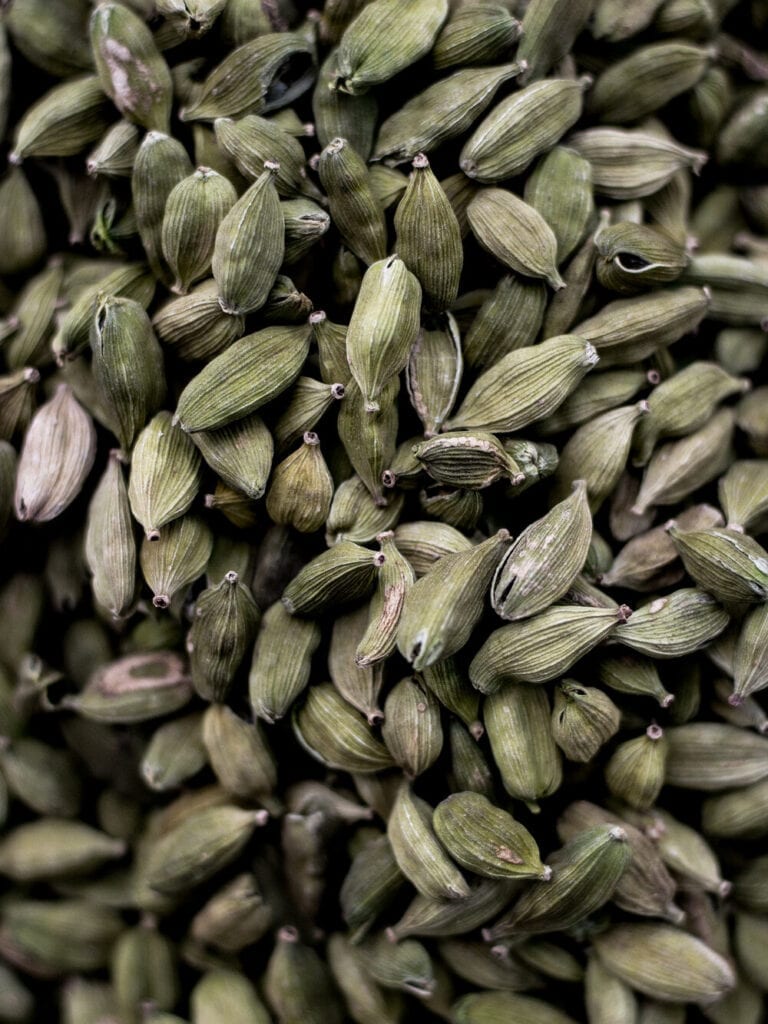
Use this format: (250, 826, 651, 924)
(129, 411, 202, 538)
(84, 452, 136, 619)
(318, 136, 387, 267)
(664, 723, 768, 790)
(613, 588, 730, 658)
(293, 683, 394, 773)
(188, 571, 260, 703)
(249, 601, 321, 723)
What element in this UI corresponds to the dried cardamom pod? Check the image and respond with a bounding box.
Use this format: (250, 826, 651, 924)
(161, 167, 236, 295)
(133, 131, 193, 287)
(188, 571, 260, 702)
(282, 541, 381, 616)
(293, 683, 395, 773)
(382, 677, 443, 778)
(356, 532, 415, 666)
(517, 0, 594, 81)
(492, 480, 592, 621)
(484, 684, 562, 810)
(140, 515, 213, 609)
(10, 75, 111, 163)
(605, 723, 668, 810)
(129, 411, 202, 539)
(397, 529, 511, 670)
(463, 274, 547, 370)
(595, 218, 691, 294)
(667, 524, 768, 604)
(84, 451, 136, 619)
(313, 49, 379, 158)
(215, 114, 321, 200)
(318, 137, 387, 267)
(249, 601, 321, 723)
(14, 384, 96, 524)
(329, 603, 385, 723)
(551, 681, 621, 762)
(665, 723, 768, 790)
(266, 432, 334, 533)
(202, 704, 276, 801)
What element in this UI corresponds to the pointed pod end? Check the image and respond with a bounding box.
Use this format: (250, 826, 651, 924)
(609, 826, 627, 842)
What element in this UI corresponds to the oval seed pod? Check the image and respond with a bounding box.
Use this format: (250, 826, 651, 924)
(634, 362, 748, 466)
(175, 322, 312, 433)
(552, 681, 621, 763)
(461, 78, 587, 183)
(0, 899, 123, 975)
(161, 167, 236, 295)
(318, 137, 387, 267)
(358, 933, 434, 999)
(265, 927, 344, 1024)
(414, 431, 522, 490)
(486, 825, 631, 940)
(664, 723, 768, 790)
(551, 402, 649, 512)
(434, 792, 548, 881)
(0, 367, 40, 442)
(592, 924, 734, 1004)
(595, 220, 691, 294)
(463, 274, 547, 370)
(293, 683, 395, 774)
(484, 684, 562, 810)
(274, 377, 345, 454)
(84, 451, 136, 619)
(389, 877, 516, 941)
(467, 189, 565, 290)
(202, 704, 276, 801)
(211, 162, 284, 316)
(282, 198, 332, 265)
(702, 779, 768, 840)
(517, 0, 593, 82)
(129, 411, 202, 539)
(719, 460, 768, 533)
(111, 920, 178, 1022)
(492, 480, 592, 621)
(452, 992, 577, 1024)
(189, 571, 260, 703)
(596, 652, 675, 706)
(373, 62, 524, 165)
(356, 532, 415, 667)
(346, 255, 422, 413)
(338, 378, 399, 506)
(133, 131, 194, 287)
(447, 335, 598, 434)
(14, 384, 96, 524)
(190, 872, 274, 952)
(0, 819, 126, 882)
(142, 804, 267, 895)
(524, 147, 594, 265)
(382, 676, 443, 777)
(329, 0, 449, 94)
(192, 413, 273, 502)
(10, 75, 111, 162)
(651, 809, 730, 897)
(313, 50, 379, 158)
(90, 3, 172, 132)
(433, 4, 521, 69)
(387, 781, 470, 901)
(341, 835, 406, 940)
(266, 432, 333, 533)
(397, 529, 511, 671)
(6, 262, 63, 371)
(605, 723, 668, 810)
(141, 713, 207, 792)
(733, 603, 768, 703)
(329, 603, 385, 723)
(667, 525, 768, 604)
(613, 589, 730, 659)
(0, 166, 46, 276)
(470, 605, 629, 693)
(205, 482, 258, 528)
(86, 120, 140, 178)
(90, 295, 166, 452)
(327, 476, 404, 546)
(394, 154, 463, 312)
(214, 114, 320, 199)
(140, 515, 213, 609)
(191, 968, 272, 1024)
(249, 601, 321, 723)
(282, 541, 381, 616)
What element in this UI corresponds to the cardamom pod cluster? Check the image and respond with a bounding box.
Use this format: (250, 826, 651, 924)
(0, 0, 766, 1021)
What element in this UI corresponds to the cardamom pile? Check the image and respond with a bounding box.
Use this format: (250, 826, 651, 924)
(0, 0, 767, 1021)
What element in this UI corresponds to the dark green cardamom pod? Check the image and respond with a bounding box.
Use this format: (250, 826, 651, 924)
(140, 515, 213, 609)
(665, 723, 768, 790)
(111, 920, 179, 1022)
(485, 825, 631, 940)
(266, 432, 334, 534)
(613, 588, 730, 659)
(596, 652, 675, 707)
(215, 114, 322, 200)
(327, 475, 404, 545)
(188, 571, 260, 703)
(667, 524, 768, 604)
(133, 131, 194, 287)
(90, 295, 165, 451)
(463, 274, 547, 370)
(448, 720, 495, 799)
(433, 3, 522, 69)
(340, 834, 406, 941)
(395, 154, 463, 312)
(358, 933, 435, 999)
(86, 120, 141, 178)
(484, 684, 562, 811)
(293, 683, 395, 773)
(282, 541, 381, 616)
(329, 603, 385, 723)
(524, 146, 595, 264)
(313, 49, 379, 157)
(517, 0, 593, 81)
(595, 218, 691, 294)
(357, 532, 415, 666)
(249, 601, 321, 723)
(202, 703, 276, 801)
(211, 162, 284, 316)
(338, 378, 399, 505)
(141, 713, 207, 792)
(414, 432, 523, 490)
(128, 411, 202, 541)
(382, 676, 443, 778)
(605, 723, 668, 810)
(192, 413, 274, 501)
(10, 75, 111, 163)
(265, 927, 344, 1024)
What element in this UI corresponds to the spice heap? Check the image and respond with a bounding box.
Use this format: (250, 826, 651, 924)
(0, 0, 767, 1020)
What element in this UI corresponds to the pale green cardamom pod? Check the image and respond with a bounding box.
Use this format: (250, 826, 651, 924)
(664, 722, 768, 790)
(432, 4, 522, 70)
(264, 927, 344, 1024)
(414, 432, 523, 490)
(356, 531, 415, 667)
(405, 315, 462, 437)
(491, 479, 592, 621)
(524, 146, 595, 265)
(330, 0, 449, 94)
(719, 459, 768, 533)
(451, 991, 578, 1024)
(327, 475, 404, 545)
(282, 540, 381, 616)
(387, 781, 470, 901)
(133, 132, 193, 288)
(463, 274, 547, 370)
(613, 588, 730, 659)
(434, 791, 548, 881)
(486, 825, 630, 939)
(84, 451, 136, 619)
(313, 49, 379, 157)
(483, 683, 562, 811)
(388, 877, 516, 941)
(470, 605, 630, 692)
(373, 63, 523, 165)
(397, 529, 511, 671)
(346, 255, 422, 413)
(140, 515, 213, 609)
(0, 819, 125, 882)
(338, 378, 400, 506)
(358, 933, 434, 999)
(86, 120, 141, 178)
(605, 723, 668, 810)
(211, 162, 284, 316)
(202, 703, 276, 801)
(215, 114, 322, 200)
(395, 154, 463, 312)
(0, 167, 47, 276)
(592, 924, 734, 1003)
(174, 322, 311, 432)
(329, 603, 385, 723)
(517, 0, 594, 81)
(467, 188, 565, 289)
(140, 712, 207, 792)
(667, 524, 768, 604)
(90, 3, 173, 132)
(595, 218, 691, 294)
(10, 75, 111, 162)
(5, 261, 63, 370)
(460, 78, 588, 183)
(381, 676, 443, 778)
(293, 683, 395, 773)
(585, 952, 639, 1024)
(14, 383, 96, 524)
(129, 411, 202, 540)
(275, 377, 345, 454)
